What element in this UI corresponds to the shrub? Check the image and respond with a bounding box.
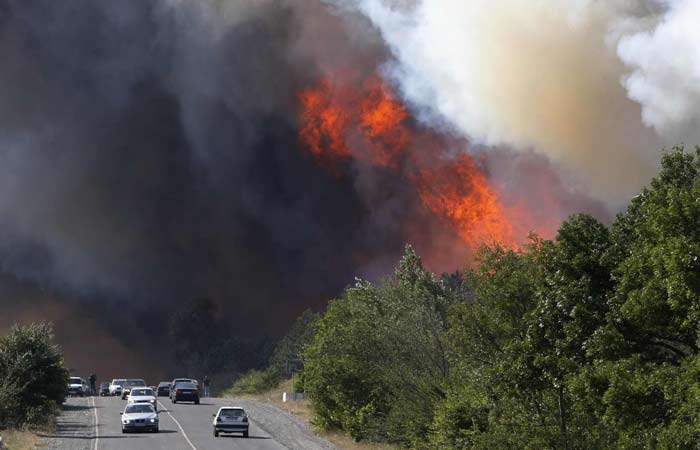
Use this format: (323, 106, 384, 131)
(0, 323, 68, 427)
(226, 367, 281, 395)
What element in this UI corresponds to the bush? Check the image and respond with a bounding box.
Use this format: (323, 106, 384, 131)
(226, 367, 281, 395)
(0, 323, 68, 427)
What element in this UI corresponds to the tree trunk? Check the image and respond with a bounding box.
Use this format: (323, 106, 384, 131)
(558, 384, 569, 450)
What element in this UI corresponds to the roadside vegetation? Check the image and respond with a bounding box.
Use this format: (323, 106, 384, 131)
(234, 147, 700, 450)
(0, 322, 66, 444)
(1, 429, 42, 450)
(226, 309, 319, 396)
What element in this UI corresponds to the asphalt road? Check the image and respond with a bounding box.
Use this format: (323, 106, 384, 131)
(71, 395, 291, 450)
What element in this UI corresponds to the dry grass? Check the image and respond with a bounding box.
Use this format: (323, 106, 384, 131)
(2, 429, 41, 450)
(235, 379, 397, 450)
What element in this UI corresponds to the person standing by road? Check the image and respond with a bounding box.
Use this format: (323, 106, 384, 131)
(89, 373, 97, 396)
(202, 376, 210, 398)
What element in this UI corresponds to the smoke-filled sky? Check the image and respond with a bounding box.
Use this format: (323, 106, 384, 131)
(0, 0, 697, 377)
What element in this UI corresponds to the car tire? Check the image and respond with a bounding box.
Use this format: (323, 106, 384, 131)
(154, 428, 159, 433)
(194, 399, 199, 405)
(121, 428, 126, 434)
(243, 431, 249, 438)
(172, 399, 177, 404)
(213, 430, 219, 437)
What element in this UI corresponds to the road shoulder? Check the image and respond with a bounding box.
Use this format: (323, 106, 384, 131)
(42, 397, 95, 450)
(220, 398, 337, 450)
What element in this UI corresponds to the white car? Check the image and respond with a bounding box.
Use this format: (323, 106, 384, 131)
(109, 379, 126, 396)
(212, 407, 249, 438)
(128, 387, 157, 411)
(121, 403, 159, 433)
(121, 379, 147, 400)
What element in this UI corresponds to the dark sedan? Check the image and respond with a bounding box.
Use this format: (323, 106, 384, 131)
(156, 382, 170, 397)
(172, 382, 199, 404)
(99, 382, 110, 396)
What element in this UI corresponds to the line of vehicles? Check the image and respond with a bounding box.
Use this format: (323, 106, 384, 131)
(106, 378, 201, 404)
(68, 376, 248, 437)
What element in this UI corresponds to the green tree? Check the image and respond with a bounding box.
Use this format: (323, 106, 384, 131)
(0, 322, 68, 427)
(610, 147, 700, 360)
(305, 246, 455, 444)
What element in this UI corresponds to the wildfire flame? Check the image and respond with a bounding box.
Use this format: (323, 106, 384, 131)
(412, 155, 515, 249)
(299, 72, 545, 253)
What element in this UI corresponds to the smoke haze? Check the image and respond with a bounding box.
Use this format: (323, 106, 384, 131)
(0, 0, 694, 377)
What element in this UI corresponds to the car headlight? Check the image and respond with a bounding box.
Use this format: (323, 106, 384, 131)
(150, 418, 158, 423)
(123, 420, 131, 424)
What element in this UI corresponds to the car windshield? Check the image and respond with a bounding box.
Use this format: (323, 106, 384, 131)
(220, 409, 245, 418)
(125, 379, 146, 387)
(100, 383, 109, 388)
(125, 404, 155, 414)
(175, 382, 196, 389)
(113, 379, 126, 386)
(158, 382, 169, 386)
(131, 388, 153, 396)
(69, 377, 82, 384)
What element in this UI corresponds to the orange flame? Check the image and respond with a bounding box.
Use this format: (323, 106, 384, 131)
(299, 78, 351, 161)
(358, 78, 410, 168)
(299, 73, 537, 253)
(412, 155, 515, 249)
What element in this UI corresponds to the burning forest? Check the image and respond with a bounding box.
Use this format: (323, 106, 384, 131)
(0, 0, 694, 381)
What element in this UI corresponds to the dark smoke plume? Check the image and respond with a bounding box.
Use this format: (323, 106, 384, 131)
(0, 0, 407, 375)
(0, 0, 607, 377)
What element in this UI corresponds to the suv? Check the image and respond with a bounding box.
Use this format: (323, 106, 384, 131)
(109, 379, 126, 396)
(67, 377, 86, 397)
(121, 379, 147, 400)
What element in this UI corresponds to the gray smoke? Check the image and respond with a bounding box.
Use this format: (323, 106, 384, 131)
(0, 0, 620, 376)
(0, 0, 408, 337)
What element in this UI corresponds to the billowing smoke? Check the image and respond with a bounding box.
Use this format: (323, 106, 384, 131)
(617, 0, 700, 145)
(1, 0, 685, 377)
(328, 0, 700, 207)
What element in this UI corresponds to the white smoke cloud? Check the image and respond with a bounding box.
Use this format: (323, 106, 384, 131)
(332, 0, 679, 208)
(617, 0, 700, 144)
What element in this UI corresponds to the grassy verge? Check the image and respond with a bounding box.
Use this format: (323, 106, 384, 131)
(2, 414, 55, 450)
(2, 429, 42, 450)
(231, 379, 397, 450)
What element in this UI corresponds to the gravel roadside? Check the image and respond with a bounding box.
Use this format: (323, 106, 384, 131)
(231, 399, 338, 450)
(42, 397, 95, 450)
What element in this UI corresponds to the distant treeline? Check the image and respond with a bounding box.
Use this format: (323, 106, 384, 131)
(237, 147, 700, 450)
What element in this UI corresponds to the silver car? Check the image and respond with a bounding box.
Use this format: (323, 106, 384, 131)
(120, 403, 159, 433)
(127, 387, 157, 411)
(213, 407, 249, 438)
